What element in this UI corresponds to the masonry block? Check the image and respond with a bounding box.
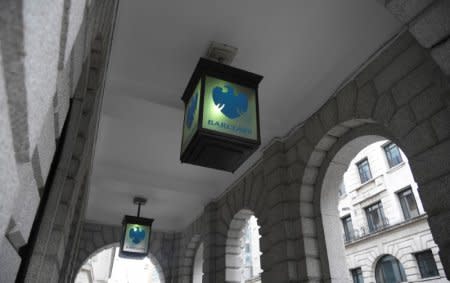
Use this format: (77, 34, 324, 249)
(9, 163, 40, 249)
(297, 137, 314, 164)
(373, 92, 396, 125)
(319, 98, 338, 132)
(355, 32, 414, 87)
(308, 150, 326, 167)
(23, 0, 64, 153)
(410, 139, 450, 184)
(0, 237, 21, 283)
(431, 108, 450, 141)
(300, 202, 314, 218)
(418, 173, 450, 216)
(287, 162, 305, 184)
(286, 146, 297, 165)
(304, 114, 326, 145)
(427, 211, 450, 249)
(328, 124, 350, 137)
(409, 0, 450, 48)
(266, 167, 287, 191)
(302, 167, 319, 185)
(373, 43, 426, 93)
(336, 81, 357, 123)
(401, 121, 437, 156)
(431, 38, 450, 75)
(315, 135, 338, 151)
(356, 81, 378, 118)
(411, 85, 447, 122)
(35, 106, 56, 188)
(300, 184, 314, 203)
(392, 59, 440, 106)
(64, 0, 87, 67)
(386, 0, 434, 23)
(300, 217, 317, 237)
(56, 63, 72, 137)
(0, 76, 20, 240)
(284, 127, 304, 151)
(37, 256, 60, 283)
(388, 105, 417, 137)
(263, 151, 286, 176)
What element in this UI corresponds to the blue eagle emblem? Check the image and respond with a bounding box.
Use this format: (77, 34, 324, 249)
(186, 91, 198, 128)
(212, 85, 248, 119)
(129, 226, 146, 244)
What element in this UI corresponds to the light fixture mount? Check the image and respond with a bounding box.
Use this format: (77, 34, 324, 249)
(206, 41, 238, 65)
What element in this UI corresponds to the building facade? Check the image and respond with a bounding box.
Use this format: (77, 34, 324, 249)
(339, 141, 448, 283)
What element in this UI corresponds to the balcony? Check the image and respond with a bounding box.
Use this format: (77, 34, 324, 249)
(343, 214, 427, 245)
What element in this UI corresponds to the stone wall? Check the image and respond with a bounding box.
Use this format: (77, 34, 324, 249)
(171, 23, 450, 283)
(345, 216, 447, 283)
(73, 222, 178, 283)
(0, 0, 118, 282)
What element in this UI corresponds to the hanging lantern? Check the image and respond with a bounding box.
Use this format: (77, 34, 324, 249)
(180, 58, 263, 172)
(119, 197, 153, 258)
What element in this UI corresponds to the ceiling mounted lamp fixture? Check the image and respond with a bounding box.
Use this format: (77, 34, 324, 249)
(119, 197, 154, 258)
(180, 42, 263, 172)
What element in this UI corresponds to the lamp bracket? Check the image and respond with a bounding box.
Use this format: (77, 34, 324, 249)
(133, 197, 147, 206)
(206, 42, 238, 65)
(133, 197, 147, 218)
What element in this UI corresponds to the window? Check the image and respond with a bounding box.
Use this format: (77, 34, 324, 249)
(365, 202, 387, 233)
(351, 268, 364, 283)
(415, 250, 439, 278)
(357, 158, 372, 183)
(397, 188, 419, 220)
(375, 255, 407, 283)
(342, 215, 354, 242)
(384, 143, 403, 168)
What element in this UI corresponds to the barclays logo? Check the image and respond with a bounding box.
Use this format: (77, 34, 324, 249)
(186, 91, 198, 129)
(129, 226, 146, 244)
(212, 85, 248, 119)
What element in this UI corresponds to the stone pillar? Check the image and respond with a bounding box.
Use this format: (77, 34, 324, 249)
(202, 202, 219, 283)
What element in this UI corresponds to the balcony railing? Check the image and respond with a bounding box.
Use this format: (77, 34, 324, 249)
(343, 214, 426, 244)
(344, 217, 390, 243)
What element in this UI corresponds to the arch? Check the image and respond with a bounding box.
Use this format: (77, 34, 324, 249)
(74, 243, 166, 283)
(225, 209, 262, 283)
(374, 255, 407, 283)
(319, 132, 388, 281)
(193, 242, 204, 283)
(293, 33, 450, 280)
(177, 233, 203, 282)
(72, 223, 175, 283)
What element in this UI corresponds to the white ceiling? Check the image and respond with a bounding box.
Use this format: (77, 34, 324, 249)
(87, 0, 402, 231)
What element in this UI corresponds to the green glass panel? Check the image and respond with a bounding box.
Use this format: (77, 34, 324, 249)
(202, 76, 257, 140)
(123, 223, 150, 253)
(181, 81, 201, 153)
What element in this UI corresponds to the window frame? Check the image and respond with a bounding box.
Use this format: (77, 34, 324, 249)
(397, 187, 420, 220)
(365, 201, 387, 233)
(341, 215, 354, 242)
(383, 142, 403, 168)
(415, 250, 439, 278)
(375, 255, 407, 283)
(356, 158, 373, 184)
(350, 267, 364, 283)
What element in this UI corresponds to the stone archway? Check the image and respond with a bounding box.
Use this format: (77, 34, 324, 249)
(193, 242, 204, 283)
(72, 222, 176, 283)
(177, 233, 202, 283)
(75, 243, 166, 283)
(291, 29, 450, 281)
(225, 209, 261, 283)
